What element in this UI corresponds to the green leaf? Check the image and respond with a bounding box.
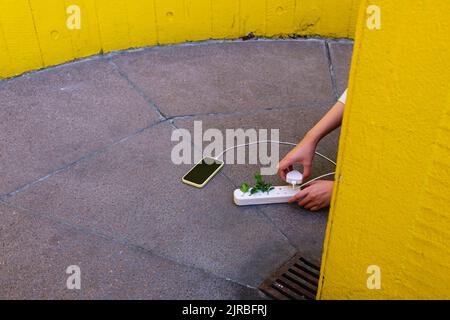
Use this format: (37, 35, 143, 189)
(254, 173, 263, 184)
(241, 172, 274, 196)
(240, 183, 250, 193)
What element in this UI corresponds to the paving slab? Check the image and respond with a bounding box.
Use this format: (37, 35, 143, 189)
(111, 40, 336, 117)
(329, 41, 354, 96)
(175, 107, 339, 260)
(0, 202, 262, 299)
(7, 122, 296, 287)
(0, 59, 160, 196)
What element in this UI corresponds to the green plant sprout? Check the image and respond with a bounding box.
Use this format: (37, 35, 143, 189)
(240, 173, 274, 195)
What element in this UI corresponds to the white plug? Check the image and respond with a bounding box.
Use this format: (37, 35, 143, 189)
(286, 170, 303, 188)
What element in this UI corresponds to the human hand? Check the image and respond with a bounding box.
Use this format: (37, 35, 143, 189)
(288, 180, 334, 211)
(277, 135, 317, 181)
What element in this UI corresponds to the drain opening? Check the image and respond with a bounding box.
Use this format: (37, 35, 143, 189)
(258, 253, 321, 300)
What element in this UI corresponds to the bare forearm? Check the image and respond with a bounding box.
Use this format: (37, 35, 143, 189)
(305, 101, 344, 143)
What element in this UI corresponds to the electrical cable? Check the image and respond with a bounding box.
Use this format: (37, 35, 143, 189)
(297, 172, 336, 188)
(214, 140, 337, 166)
(213, 140, 337, 187)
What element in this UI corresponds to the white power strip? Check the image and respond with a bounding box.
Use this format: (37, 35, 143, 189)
(234, 186, 299, 206)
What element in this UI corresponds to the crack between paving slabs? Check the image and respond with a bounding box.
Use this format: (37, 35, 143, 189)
(324, 40, 339, 101)
(0, 120, 167, 201)
(163, 101, 335, 122)
(108, 57, 167, 121)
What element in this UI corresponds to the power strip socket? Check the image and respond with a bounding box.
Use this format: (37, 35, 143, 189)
(234, 185, 299, 206)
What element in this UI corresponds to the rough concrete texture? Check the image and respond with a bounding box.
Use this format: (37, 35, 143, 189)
(0, 59, 160, 195)
(0, 39, 353, 299)
(0, 203, 261, 299)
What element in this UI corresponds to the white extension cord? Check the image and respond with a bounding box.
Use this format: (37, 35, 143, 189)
(213, 140, 336, 206)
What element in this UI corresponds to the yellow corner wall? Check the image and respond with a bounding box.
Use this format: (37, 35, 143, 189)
(0, 0, 362, 79)
(319, 0, 450, 299)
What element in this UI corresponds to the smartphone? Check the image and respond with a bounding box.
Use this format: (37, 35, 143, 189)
(182, 157, 224, 188)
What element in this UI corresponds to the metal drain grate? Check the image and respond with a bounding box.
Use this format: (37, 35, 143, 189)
(258, 253, 320, 300)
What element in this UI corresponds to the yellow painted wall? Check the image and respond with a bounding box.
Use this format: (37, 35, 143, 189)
(319, 0, 450, 299)
(0, 0, 362, 79)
